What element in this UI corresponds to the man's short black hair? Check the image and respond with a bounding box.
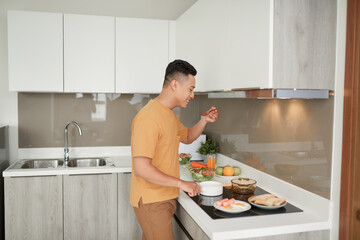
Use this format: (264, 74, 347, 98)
(163, 59, 197, 87)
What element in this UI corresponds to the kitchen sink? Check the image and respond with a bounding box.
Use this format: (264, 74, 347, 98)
(67, 158, 106, 167)
(21, 159, 63, 169)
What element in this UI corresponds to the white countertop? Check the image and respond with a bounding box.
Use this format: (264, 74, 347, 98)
(3, 147, 132, 177)
(4, 147, 331, 239)
(3, 156, 132, 177)
(178, 154, 331, 239)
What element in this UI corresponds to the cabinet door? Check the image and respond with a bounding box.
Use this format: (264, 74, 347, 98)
(64, 173, 117, 240)
(176, 0, 228, 92)
(174, 201, 210, 240)
(64, 14, 115, 93)
(176, 0, 271, 91)
(226, 0, 271, 90)
(5, 176, 63, 240)
(273, 0, 336, 90)
(118, 173, 142, 239)
(7, 10, 63, 92)
(116, 17, 169, 93)
(173, 217, 190, 240)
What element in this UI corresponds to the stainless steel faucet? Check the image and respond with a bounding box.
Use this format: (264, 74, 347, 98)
(64, 121, 82, 166)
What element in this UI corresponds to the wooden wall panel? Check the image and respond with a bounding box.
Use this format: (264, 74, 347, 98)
(339, 0, 360, 239)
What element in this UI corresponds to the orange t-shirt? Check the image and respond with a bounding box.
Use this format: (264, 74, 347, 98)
(130, 99, 188, 207)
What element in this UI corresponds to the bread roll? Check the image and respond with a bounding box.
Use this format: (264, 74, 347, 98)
(273, 198, 287, 206)
(250, 194, 287, 206)
(249, 194, 274, 203)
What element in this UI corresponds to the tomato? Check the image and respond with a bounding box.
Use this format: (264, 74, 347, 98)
(179, 153, 190, 158)
(190, 168, 201, 173)
(203, 170, 215, 176)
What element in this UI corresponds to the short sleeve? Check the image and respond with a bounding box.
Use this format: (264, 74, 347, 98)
(177, 120, 188, 142)
(132, 117, 159, 159)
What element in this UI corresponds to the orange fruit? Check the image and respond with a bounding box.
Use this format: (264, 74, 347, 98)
(223, 166, 234, 176)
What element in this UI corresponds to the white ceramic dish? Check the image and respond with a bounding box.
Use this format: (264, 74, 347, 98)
(199, 181, 223, 196)
(214, 173, 239, 179)
(213, 200, 251, 213)
(248, 196, 287, 210)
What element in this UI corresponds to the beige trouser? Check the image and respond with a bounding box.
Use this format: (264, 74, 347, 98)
(133, 198, 177, 240)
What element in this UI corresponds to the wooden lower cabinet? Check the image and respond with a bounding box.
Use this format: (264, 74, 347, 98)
(5, 175, 63, 240)
(5, 172, 145, 240)
(236, 231, 330, 240)
(118, 173, 142, 239)
(63, 173, 117, 240)
(174, 201, 209, 240)
(173, 216, 192, 240)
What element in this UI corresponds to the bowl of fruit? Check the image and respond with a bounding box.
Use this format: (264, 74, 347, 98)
(189, 167, 215, 182)
(179, 153, 192, 165)
(215, 165, 241, 178)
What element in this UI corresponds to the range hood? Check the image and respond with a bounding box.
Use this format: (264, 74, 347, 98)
(207, 89, 331, 99)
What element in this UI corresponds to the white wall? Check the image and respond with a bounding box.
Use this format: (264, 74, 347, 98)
(0, 6, 18, 163)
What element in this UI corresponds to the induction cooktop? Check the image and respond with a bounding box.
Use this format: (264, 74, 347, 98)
(189, 186, 303, 220)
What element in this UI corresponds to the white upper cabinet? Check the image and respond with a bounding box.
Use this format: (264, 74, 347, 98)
(7, 10, 63, 92)
(176, 0, 270, 92)
(64, 14, 115, 93)
(175, 1, 226, 92)
(116, 17, 169, 93)
(176, 0, 336, 91)
(9, 1, 333, 94)
(226, 0, 271, 90)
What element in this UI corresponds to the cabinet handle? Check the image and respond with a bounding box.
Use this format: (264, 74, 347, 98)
(10, 175, 57, 178)
(357, 209, 360, 221)
(68, 173, 114, 176)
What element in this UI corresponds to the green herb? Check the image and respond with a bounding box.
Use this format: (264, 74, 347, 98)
(197, 138, 219, 155)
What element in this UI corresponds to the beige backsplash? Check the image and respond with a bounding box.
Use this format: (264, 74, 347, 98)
(200, 95, 334, 199)
(18, 93, 333, 198)
(18, 93, 200, 148)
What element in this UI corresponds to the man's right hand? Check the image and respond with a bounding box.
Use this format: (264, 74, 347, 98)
(180, 180, 201, 197)
(133, 157, 202, 197)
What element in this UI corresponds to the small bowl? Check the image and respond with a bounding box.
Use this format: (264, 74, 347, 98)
(232, 192, 254, 201)
(231, 178, 257, 194)
(199, 181, 223, 196)
(179, 153, 192, 165)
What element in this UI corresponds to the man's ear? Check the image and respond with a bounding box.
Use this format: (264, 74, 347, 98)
(170, 79, 177, 91)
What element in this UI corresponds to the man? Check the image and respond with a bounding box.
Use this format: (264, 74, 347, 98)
(130, 59, 219, 240)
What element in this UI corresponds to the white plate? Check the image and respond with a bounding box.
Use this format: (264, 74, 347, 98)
(248, 196, 287, 210)
(214, 174, 240, 179)
(213, 200, 251, 213)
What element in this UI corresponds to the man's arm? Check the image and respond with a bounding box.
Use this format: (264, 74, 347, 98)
(183, 117, 207, 144)
(133, 156, 200, 196)
(182, 107, 219, 144)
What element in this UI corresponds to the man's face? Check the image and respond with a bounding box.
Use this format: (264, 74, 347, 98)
(174, 74, 195, 108)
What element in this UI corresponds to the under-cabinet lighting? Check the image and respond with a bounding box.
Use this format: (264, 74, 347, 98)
(207, 89, 330, 99)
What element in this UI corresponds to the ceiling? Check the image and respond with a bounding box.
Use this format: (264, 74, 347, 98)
(1, 0, 198, 20)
